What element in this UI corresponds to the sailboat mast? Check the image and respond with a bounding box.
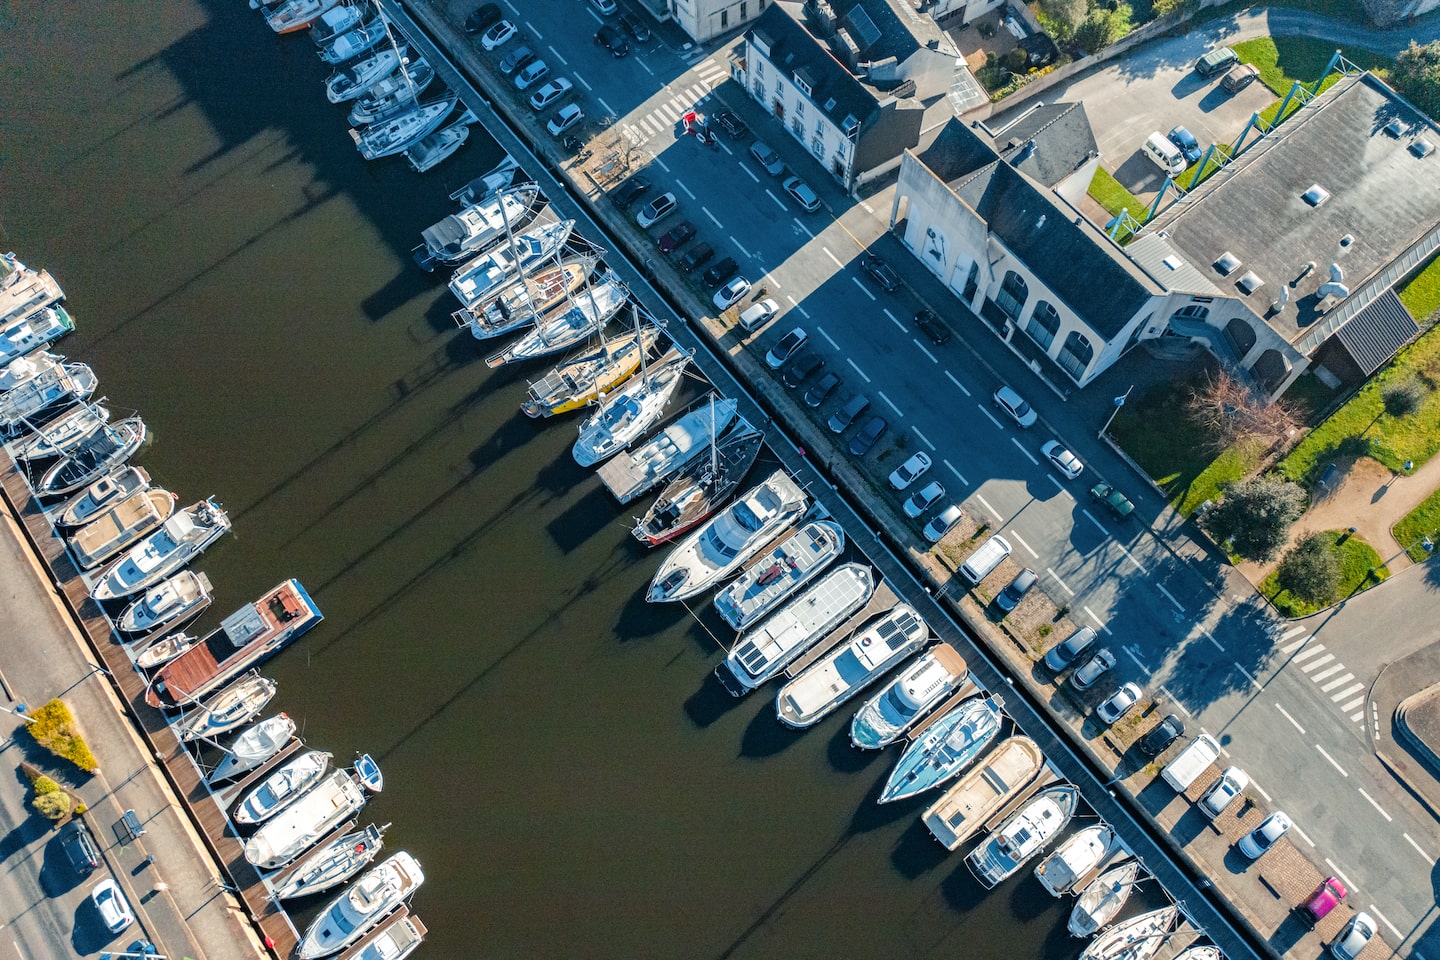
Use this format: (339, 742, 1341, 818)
(708, 393, 718, 476)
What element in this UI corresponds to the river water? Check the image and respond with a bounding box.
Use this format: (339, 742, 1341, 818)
(0, 2, 1105, 956)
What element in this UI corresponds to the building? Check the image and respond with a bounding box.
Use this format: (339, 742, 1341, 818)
(890, 70, 1440, 398)
(665, 0, 771, 45)
(1361, 0, 1440, 26)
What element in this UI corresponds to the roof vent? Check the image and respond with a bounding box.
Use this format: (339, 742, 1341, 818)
(1413, 138, 1436, 158)
(1302, 185, 1331, 207)
(1237, 271, 1264, 295)
(1162, 255, 1183, 271)
(1385, 118, 1405, 138)
(1214, 252, 1242, 276)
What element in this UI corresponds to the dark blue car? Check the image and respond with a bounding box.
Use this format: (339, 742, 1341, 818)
(1168, 125, 1203, 165)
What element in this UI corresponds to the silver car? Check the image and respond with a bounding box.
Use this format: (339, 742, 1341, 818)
(923, 504, 963, 543)
(1198, 766, 1249, 819)
(1330, 913, 1377, 960)
(903, 480, 944, 518)
(1041, 440, 1083, 479)
(1096, 681, 1142, 724)
(993, 385, 1038, 427)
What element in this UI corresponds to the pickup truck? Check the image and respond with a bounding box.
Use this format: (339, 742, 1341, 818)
(1090, 481, 1134, 518)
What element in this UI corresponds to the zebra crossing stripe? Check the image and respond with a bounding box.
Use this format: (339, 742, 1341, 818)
(1319, 672, 1354, 692)
(1292, 643, 1325, 661)
(1332, 683, 1365, 702)
(1280, 635, 1309, 654)
(1301, 653, 1334, 672)
(1310, 664, 1345, 682)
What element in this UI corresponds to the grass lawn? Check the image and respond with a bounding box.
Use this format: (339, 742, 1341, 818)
(1279, 324, 1440, 486)
(1260, 531, 1390, 618)
(1394, 490, 1440, 562)
(1233, 37, 1392, 97)
(1089, 167, 1146, 219)
(1399, 252, 1440, 323)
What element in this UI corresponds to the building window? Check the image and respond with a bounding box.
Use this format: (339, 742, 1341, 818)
(962, 261, 979, 301)
(994, 270, 1029, 321)
(1026, 301, 1061, 351)
(792, 116, 804, 139)
(1057, 331, 1094, 381)
(754, 81, 766, 103)
(811, 134, 824, 157)
(1172, 304, 1209, 323)
(720, 9, 727, 27)
(740, 1, 747, 18)
(754, 61, 764, 79)
(794, 99, 804, 118)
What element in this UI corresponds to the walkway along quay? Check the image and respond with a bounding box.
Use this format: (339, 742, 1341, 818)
(379, 1, 1263, 957)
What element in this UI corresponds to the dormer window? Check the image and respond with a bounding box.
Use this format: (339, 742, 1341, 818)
(794, 74, 812, 96)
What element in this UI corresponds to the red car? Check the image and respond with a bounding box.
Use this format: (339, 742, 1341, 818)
(1301, 877, 1347, 925)
(658, 221, 696, 254)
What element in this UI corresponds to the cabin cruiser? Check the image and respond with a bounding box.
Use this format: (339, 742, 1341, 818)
(450, 156, 520, 207)
(776, 604, 928, 728)
(413, 184, 540, 272)
(89, 498, 230, 601)
(966, 784, 1080, 888)
(13, 401, 110, 462)
(921, 736, 1045, 850)
(404, 118, 471, 174)
(354, 94, 457, 161)
(297, 852, 425, 959)
(353, 913, 425, 960)
(173, 674, 278, 740)
(309, 3, 365, 45)
(38, 417, 146, 496)
(595, 397, 737, 504)
(0, 350, 62, 393)
(0, 256, 65, 329)
(134, 630, 197, 670)
(1069, 861, 1141, 937)
(115, 570, 212, 637)
(244, 757, 383, 870)
(0, 362, 97, 436)
(68, 488, 176, 569)
(572, 348, 689, 467)
(266, 0, 343, 34)
(274, 822, 387, 901)
(1035, 823, 1116, 896)
(456, 255, 591, 341)
(326, 44, 407, 103)
(878, 696, 1002, 803)
(234, 750, 332, 826)
(713, 519, 845, 632)
(448, 220, 576, 309)
(317, 14, 390, 65)
(53, 466, 150, 527)
(850, 643, 969, 750)
(209, 713, 296, 783)
(0, 303, 72, 366)
(348, 58, 434, 124)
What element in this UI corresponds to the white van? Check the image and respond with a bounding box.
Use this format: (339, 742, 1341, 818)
(1142, 132, 1186, 177)
(1160, 733, 1220, 791)
(960, 533, 1011, 585)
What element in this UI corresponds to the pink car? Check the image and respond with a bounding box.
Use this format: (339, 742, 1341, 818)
(1301, 877, 1347, 925)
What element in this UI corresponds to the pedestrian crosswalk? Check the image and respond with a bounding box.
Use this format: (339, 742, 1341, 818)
(1278, 628, 1367, 723)
(622, 60, 731, 142)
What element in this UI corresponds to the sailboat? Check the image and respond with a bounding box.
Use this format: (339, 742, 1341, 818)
(486, 272, 629, 368)
(631, 416, 764, 547)
(1069, 861, 1140, 937)
(326, 45, 408, 103)
(412, 183, 541, 272)
(878, 696, 1003, 803)
(454, 255, 592, 340)
(274, 822, 388, 901)
(0, 362, 98, 436)
(37, 417, 147, 497)
(521, 320, 662, 419)
(348, 58, 435, 124)
(572, 347, 690, 467)
(448, 220, 576, 309)
(353, 94, 458, 161)
(208, 713, 296, 784)
(172, 674, 278, 739)
(1077, 906, 1179, 960)
(13, 401, 110, 462)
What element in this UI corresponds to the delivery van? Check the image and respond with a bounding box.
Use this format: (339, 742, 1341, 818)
(960, 533, 1011, 585)
(1160, 733, 1220, 791)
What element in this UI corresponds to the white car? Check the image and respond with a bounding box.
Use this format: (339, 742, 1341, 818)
(923, 504, 963, 543)
(1331, 913, 1377, 960)
(91, 879, 135, 934)
(903, 481, 944, 518)
(993, 385, 1037, 427)
(1096, 682, 1142, 724)
(529, 77, 572, 110)
(1041, 440, 1083, 479)
(547, 104, 584, 136)
(480, 19, 516, 50)
(588, 0, 617, 12)
(782, 175, 820, 212)
(713, 277, 752, 311)
(888, 452, 932, 490)
(1198, 766, 1249, 819)
(1237, 811, 1292, 859)
(738, 298, 779, 332)
(514, 59, 549, 90)
(636, 192, 677, 228)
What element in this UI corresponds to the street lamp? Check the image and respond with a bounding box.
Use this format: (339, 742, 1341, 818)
(0, 703, 37, 724)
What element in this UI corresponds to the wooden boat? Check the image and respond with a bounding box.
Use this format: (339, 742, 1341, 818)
(347, 58, 434, 124)
(13, 402, 110, 462)
(297, 852, 424, 959)
(325, 44, 407, 104)
(487, 274, 629, 368)
(521, 324, 662, 419)
(405, 118, 471, 174)
(631, 418, 763, 547)
(116, 571, 213, 637)
(266, 0, 343, 34)
(38, 417, 146, 496)
(353, 95, 457, 161)
(274, 822, 387, 900)
(208, 714, 296, 784)
(966, 784, 1080, 888)
(1078, 906, 1179, 960)
(921, 736, 1045, 850)
(245, 757, 382, 869)
(233, 750, 332, 826)
(53, 466, 150, 527)
(69, 489, 177, 569)
(455, 255, 592, 341)
(173, 674, 277, 739)
(572, 347, 690, 467)
(1069, 861, 1140, 938)
(713, 520, 845, 632)
(878, 696, 1003, 803)
(134, 630, 197, 670)
(1035, 823, 1116, 896)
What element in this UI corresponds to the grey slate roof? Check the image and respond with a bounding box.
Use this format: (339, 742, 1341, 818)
(1336, 290, 1419, 374)
(988, 102, 1099, 188)
(749, 5, 879, 132)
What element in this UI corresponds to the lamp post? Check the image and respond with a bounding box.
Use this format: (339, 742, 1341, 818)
(1099, 385, 1134, 439)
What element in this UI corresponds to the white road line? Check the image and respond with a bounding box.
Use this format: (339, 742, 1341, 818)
(1280, 636, 1310, 655)
(1048, 475, 1074, 500)
(1310, 664, 1346, 683)
(1291, 822, 1316, 847)
(636, 57, 655, 75)
(1123, 647, 1152, 676)
(1083, 606, 1112, 635)
(883, 308, 905, 332)
(1251, 780, 1273, 802)
(1115, 543, 1146, 573)
(702, 206, 724, 229)
(879, 391, 903, 416)
(1010, 531, 1038, 558)
(823, 247, 844, 268)
(729, 236, 753, 259)
(944, 459, 968, 487)
(1315, 744, 1348, 777)
(598, 96, 616, 115)
(1280, 625, 1307, 642)
(913, 339, 937, 363)
(979, 406, 1005, 430)
(1155, 583, 1185, 613)
(852, 277, 877, 301)
(1046, 567, 1074, 596)
(1322, 674, 1358, 693)
(817, 327, 840, 349)
(1201, 627, 1224, 652)
(787, 298, 811, 319)
(1405, 832, 1435, 865)
(1275, 702, 1306, 733)
(1358, 787, 1393, 821)
(1160, 687, 1192, 717)
(574, 71, 593, 91)
(675, 179, 697, 199)
(547, 45, 570, 65)
(1301, 653, 1335, 672)
(793, 217, 813, 239)
(945, 371, 971, 397)
(739, 163, 760, 183)
(716, 138, 733, 156)
(1082, 509, 1110, 536)
(503, 0, 519, 12)
(1340, 695, 1365, 712)
(974, 493, 1003, 523)
(1011, 438, 1039, 466)
(1292, 644, 1326, 663)
(1324, 859, 1357, 892)
(846, 358, 872, 382)
(1235, 663, 1262, 691)
(912, 426, 936, 451)
(524, 19, 543, 37)
(1370, 905, 1403, 940)
(765, 188, 788, 212)
(587, 7, 603, 22)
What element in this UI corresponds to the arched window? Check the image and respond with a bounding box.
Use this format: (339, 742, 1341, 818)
(994, 270, 1029, 321)
(1057, 331, 1094, 380)
(1171, 303, 1210, 324)
(1026, 301, 1061, 351)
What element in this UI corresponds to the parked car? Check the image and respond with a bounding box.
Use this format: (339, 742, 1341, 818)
(804, 371, 841, 408)
(594, 23, 630, 57)
(464, 3, 503, 33)
(765, 327, 808, 369)
(1090, 481, 1134, 518)
(611, 176, 650, 209)
(995, 567, 1038, 613)
(546, 104, 584, 136)
(679, 242, 714, 273)
(60, 820, 102, 875)
(849, 416, 887, 456)
(657, 220, 695, 253)
(1221, 63, 1260, 93)
(783, 176, 821, 212)
(514, 59, 550, 90)
(993, 385, 1037, 427)
(588, 0, 617, 13)
(1041, 440, 1083, 479)
(1198, 766, 1250, 819)
(1168, 125, 1203, 165)
(903, 480, 945, 518)
(1137, 714, 1185, 757)
(618, 12, 651, 41)
(1331, 913, 1377, 960)
(715, 110, 748, 139)
(860, 253, 899, 292)
(1044, 626, 1096, 672)
(499, 44, 535, 75)
(1096, 682, 1142, 724)
(713, 276, 752, 310)
(701, 257, 739, 286)
(888, 452, 932, 491)
(749, 140, 784, 176)
(828, 393, 870, 433)
(738, 298, 779, 332)
(923, 504, 964, 543)
(529, 77, 573, 110)
(1237, 811, 1292, 860)
(781, 351, 824, 389)
(1194, 45, 1238, 77)
(636, 192, 677, 228)
(91, 879, 135, 934)
(1301, 877, 1349, 926)
(1071, 648, 1116, 689)
(914, 309, 950, 344)
(480, 18, 516, 50)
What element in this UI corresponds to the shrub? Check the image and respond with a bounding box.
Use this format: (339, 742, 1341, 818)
(1276, 534, 1341, 603)
(1204, 476, 1307, 561)
(30, 773, 61, 795)
(25, 700, 99, 773)
(1382, 377, 1426, 418)
(33, 791, 71, 821)
(1075, 3, 1133, 54)
(1392, 40, 1440, 119)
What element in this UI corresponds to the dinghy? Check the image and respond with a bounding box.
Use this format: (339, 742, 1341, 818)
(208, 713, 296, 783)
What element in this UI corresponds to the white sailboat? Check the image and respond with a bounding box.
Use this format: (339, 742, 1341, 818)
(454, 255, 592, 341)
(173, 674, 278, 740)
(326, 45, 408, 103)
(572, 347, 690, 467)
(208, 713, 296, 783)
(487, 273, 629, 368)
(353, 94, 457, 161)
(1078, 906, 1179, 960)
(1069, 861, 1140, 937)
(274, 822, 388, 901)
(348, 59, 435, 124)
(12, 401, 110, 462)
(448, 220, 576, 309)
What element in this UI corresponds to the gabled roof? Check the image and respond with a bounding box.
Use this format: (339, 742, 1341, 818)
(748, 4, 880, 131)
(987, 102, 1099, 189)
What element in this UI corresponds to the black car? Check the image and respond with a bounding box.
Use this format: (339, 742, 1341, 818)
(657, 221, 696, 253)
(499, 45, 535, 75)
(618, 13, 651, 42)
(611, 176, 650, 209)
(914, 309, 950, 345)
(594, 24, 630, 57)
(1137, 715, 1186, 758)
(781, 351, 824, 389)
(715, 110, 748, 139)
(861, 254, 900, 293)
(679, 242, 714, 273)
(463, 2, 502, 33)
(849, 416, 888, 456)
(701, 257, 739, 287)
(803, 371, 841, 408)
(60, 820, 101, 876)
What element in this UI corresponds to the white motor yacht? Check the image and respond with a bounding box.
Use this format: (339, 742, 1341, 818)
(53, 466, 150, 527)
(448, 220, 576, 308)
(1035, 823, 1116, 896)
(713, 519, 845, 631)
(966, 784, 1080, 888)
(0, 303, 73, 366)
(412, 184, 539, 272)
(297, 852, 425, 959)
(234, 750, 332, 826)
(353, 912, 425, 960)
(850, 643, 969, 750)
(776, 604, 928, 728)
(244, 757, 383, 869)
(90, 498, 230, 601)
(115, 570, 212, 637)
(0, 350, 62, 393)
(404, 118, 471, 174)
(595, 397, 737, 503)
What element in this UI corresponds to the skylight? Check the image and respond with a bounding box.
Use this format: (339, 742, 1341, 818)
(1237, 271, 1264, 295)
(1214, 252, 1241, 276)
(1302, 184, 1331, 207)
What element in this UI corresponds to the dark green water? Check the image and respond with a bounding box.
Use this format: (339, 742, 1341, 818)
(1, 2, 1098, 956)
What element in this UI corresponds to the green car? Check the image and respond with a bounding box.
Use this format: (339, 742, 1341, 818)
(1090, 481, 1134, 519)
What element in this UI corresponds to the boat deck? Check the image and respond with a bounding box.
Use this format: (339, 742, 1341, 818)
(212, 739, 305, 810)
(904, 680, 981, 741)
(71, 490, 166, 566)
(596, 400, 730, 504)
(335, 906, 427, 960)
(981, 761, 1063, 835)
(784, 581, 899, 678)
(716, 516, 842, 632)
(0, 268, 62, 324)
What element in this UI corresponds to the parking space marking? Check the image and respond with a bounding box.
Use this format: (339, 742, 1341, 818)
(1301, 653, 1335, 673)
(878, 391, 903, 416)
(817, 327, 840, 349)
(974, 494, 1004, 524)
(1011, 531, 1038, 558)
(882, 308, 905, 332)
(739, 163, 760, 183)
(702, 206, 724, 229)
(786, 297, 810, 318)
(598, 96, 616, 115)
(503, 0, 519, 12)
(852, 277, 878, 301)
(1310, 663, 1345, 683)
(588, 8, 604, 23)
(675, 179, 697, 199)
(1011, 438, 1039, 466)
(524, 19, 543, 37)
(1160, 687, 1192, 717)
(823, 247, 844, 269)
(1201, 627, 1224, 652)
(1046, 567, 1074, 596)
(944, 459, 968, 487)
(1292, 644, 1326, 663)
(1370, 905, 1403, 940)
(716, 139, 733, 156)
(1083, 606, 1112, 635)
(793, 217, 814, 239)
(1235, 662, 1262, 691)
(1155, 583, 1185, 613)
(1082, 509, 1109, 536)
(547, 45, 570, 65)
(574, 71, 593, 91)
(1324, 860, 1356, 892)
(913, 339, 937, 364)
(912, 426, 936, 451)
(1251, 780, 1273, 802)
(1291, 822, 1316, 847)
(1275, 702, 1306, 734)
(1405, 832, 1435, 865)
(1123, 647, 1152, 676)
(729, 236, 753, 259)
(636, 58, 655, 76)
(945, 371, 972, 397)
(1047, 475, 1075, 500)
(846, 358, 872, 383)
(765, 188, 788, 212)
(979, 405, 1005, 430)
(1358, 787, 1392, 821)
(1315, 744, 1348, 777)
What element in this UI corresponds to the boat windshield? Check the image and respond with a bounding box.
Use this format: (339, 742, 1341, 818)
(730, 501, 763, 532)
(877, 686, 919, 724)
(832, 650, 870, 686)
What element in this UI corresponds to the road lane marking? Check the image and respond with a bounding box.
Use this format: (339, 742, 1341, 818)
(715, 137, 733, 155)
(846, 358, 872, 382)
(1292, 644, 1326, 663)
(651, 153, 671, 172)
(883, 308, 905, 332)
(1083, 606, 1111, 634)
(1047, 475, 1074, 500)
(1123, 647, 1152, 676)
(1275, 702, 1306, 733)
(574, 71, 593, 90)
(1291, 822, 1316, 847)
(944, 459, 968, 487)
(765, 188, 787, 211)
(1201, 627, 1224, 652)
(1315, 744, 1348, 777)
(1160, 687, 1192, 717)
(598, 96, 616, 115)
(823, 246, 844, 268)
(1310, 664, 1345, 683)
(1046, 567, 1074, 596)
(913, 339, 937, 363)
(547, 45, 570, 65)
(974, 493, 1003, 523)
(1155, 583, 1185, 612)
(1280, 625, 1307, 642)
(503, 0, 519, 12)
(1115, 544, 1146, 573)
(793, 217, 814, 240)
(852, 277, 877, 300)
(1324, 860, 1356, 892)
(1010, 531, 1038, 558)
(1082, 509, 1109, 536)
(1011, 438, 1039, 465)
(1405, 832, 1435, 865)
(1331, 682, 1364, 701)
(739, 163, 760, 183)
(729, 236, 753, 259)
(636, 57, 655, 75)
(1301, 653, 1335, 672)
(879, 391, 903, 416)
(912, 427, 936, 451)
(979, 406, 1005, 430)
(1251, 780, 1272, 802)
(1235, 663, 1261, 691)
(524, 19, 544, 37)
(817, 327, 840, 349)
(945, 371, 971, 396)
(786, 296, 810, 318)
(675, 179, 697, 199)
(1369, 905, 1402, 940)
(702, 206, 724, 228)
(1358, 787, 1392, 821)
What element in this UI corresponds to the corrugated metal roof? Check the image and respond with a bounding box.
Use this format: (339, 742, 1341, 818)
(1126, 234, 1221, 296)
(1334, 290, 1419, 374)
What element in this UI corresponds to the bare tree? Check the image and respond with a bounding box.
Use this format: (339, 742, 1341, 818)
(1185, 369, 1299, 451)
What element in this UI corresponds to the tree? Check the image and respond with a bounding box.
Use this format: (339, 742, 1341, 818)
(1392, 41, 1440, 120)
(1185, 369, 1299, 452)
(1074, 4, 1134, 54)
(1038, 0, 1086, 36)
(1151, 0, 1199, 16)
(1275, 534, 1340, 604)
(1205, 476, 1308, 561)
(1381, 376, 1426, 418)
(33, 791, 72, 821)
